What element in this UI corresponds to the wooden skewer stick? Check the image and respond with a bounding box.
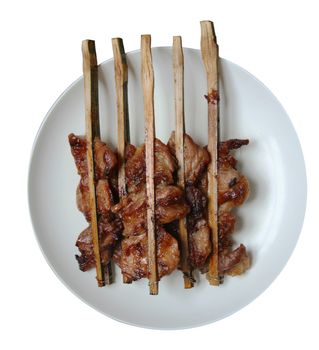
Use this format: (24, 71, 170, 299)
(200, 21, 221, 286)
(82, 40, 105, 287)
(112, 37, 131, 284)
(141, 35, 158, 295)
(173, 36, 194, 289)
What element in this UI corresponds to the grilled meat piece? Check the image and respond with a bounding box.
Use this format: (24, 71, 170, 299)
(217, 139, 251, 276)
(168, 132, 212, 270)
(69, 133, 118, 221)
(168, 132, 210, 186)
(76, 178, 114, 221)
(69, 133, 117, 178)
(75, 214, 123, 271)
(185, 186, 207, 228)
(218, 139, 249, 170)
(188, 219, 211, 270)
(126, 138, 176, 193)
(112, 226, 180, 283)
(185, 185, 211, 269)
(156, 186, 190, 224)
(112, 139, 187, 281)
(112, 185, 189, 237)
(112, 184, 188, 281)
(168, 133, 251, 276)
(69, 134, 121, 271)
(218, 244, 250, 274)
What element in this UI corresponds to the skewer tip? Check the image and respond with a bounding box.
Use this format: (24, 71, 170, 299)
(200, 20, 217, 41)
(97, 278, 106, 287)
(173, 35, 182, 42)
(141, 34, 152, 48)
(207, 275, 220, 286)
(149, 281, 159, 295)
(82, 39, 96, 52)
(183, 274, 195, 289)
(104, 263, 113, 285)
(200, 20, 214, 24)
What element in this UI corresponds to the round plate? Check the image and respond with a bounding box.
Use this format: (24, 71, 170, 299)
(28, 47, 306, 329)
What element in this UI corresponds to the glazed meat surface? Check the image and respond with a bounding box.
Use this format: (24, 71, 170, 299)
(69, 133, 117, 179)
(168, 132, 212, 270)
(125, 139, 176, 193)
(113, 185, 189, 236)
(76, 178, 114, 221)
(69, 133, 118, 219)
(75, 213, 123, 271)
(168, 132, 210, 186)
(69, 130, 251, 281)
(69, 134, 121, 270)
(112, 226, 180, 282)
(168, 133, 251, 276)
(217, 139, 251, 276)
(112, 139, 188, 283)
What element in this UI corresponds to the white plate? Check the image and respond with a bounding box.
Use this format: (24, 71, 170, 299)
(28, 47, 306, 329)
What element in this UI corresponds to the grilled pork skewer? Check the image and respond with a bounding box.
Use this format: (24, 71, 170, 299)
(141, 35, 158, 295)
(72, 22, 251, 290)
(200, 21, 221, 286)
(112, 37, 131, 283)
(173, 36, 194, 288)
(82, 40, 107, 286)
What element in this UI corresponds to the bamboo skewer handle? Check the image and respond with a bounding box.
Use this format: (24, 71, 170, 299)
(200, 21, 221, 286)
(112, 37, 131, 284)
(82, 40, 105, 287)
(141, 35, 158, 295)
(112, 38, 130, 198)
(173, 36, 194, 289)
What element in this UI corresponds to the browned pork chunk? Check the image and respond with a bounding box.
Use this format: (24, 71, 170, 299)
(168, 132, 212, 270)
(69, 134, 121, 271)
(112, 226, 180, 282)
(111, 139, 189, 283)
(217, 139, 251, 276)
(112, 186, 189, 237)
(75, 213, 123, 271)
(168, 133, 251, 276)
(125, 139, 176, 193)
(69, 131, 251, 281)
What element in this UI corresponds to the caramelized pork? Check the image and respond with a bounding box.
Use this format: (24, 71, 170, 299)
(69, 130, 251, 281)
(112, 226, 180, 282)
(168, 132, 210, 186)
(76, 178, 114, 221)
(112, 139, 188, 282)
(69, 134, 121, 270)
(112, 185, 189, 237)
(69, 133, 117, 178)
(125, 139, 176, 193)
(75, 214, 123, 271)
(168, 133, 251, 276)
(168, 132, 212, 270)
(217, 139, 251, 276)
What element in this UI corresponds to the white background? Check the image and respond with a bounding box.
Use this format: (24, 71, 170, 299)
(1, 0, 318, 348)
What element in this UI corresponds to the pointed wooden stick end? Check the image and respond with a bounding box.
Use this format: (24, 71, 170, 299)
(183, 273, 195, 289)
(149, 281, 158, 295)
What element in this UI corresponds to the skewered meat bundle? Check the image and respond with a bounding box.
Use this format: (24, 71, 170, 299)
(168, 132, 212, 271)
(69, 21, 253, 291)
(112, 139, 189, 282)
(217, 139, 251, 275)
(168, 133, 251, 276)
(69, 133, 251, 280)
(68, 134, 122, 272)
